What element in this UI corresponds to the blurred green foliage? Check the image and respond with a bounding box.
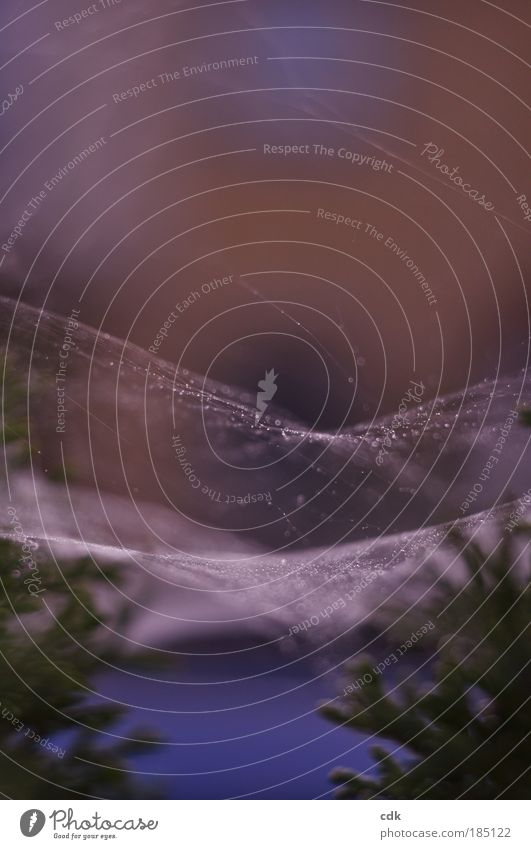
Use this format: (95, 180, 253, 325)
(321, 529, 530, 798)
(0, 540, 168, 799)
(1, 348, 172, 798)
